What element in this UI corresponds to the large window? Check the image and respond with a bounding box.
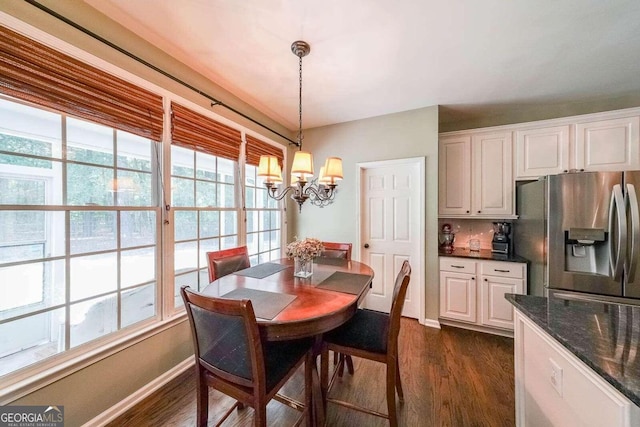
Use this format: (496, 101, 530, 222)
(0, 98, 159, 376)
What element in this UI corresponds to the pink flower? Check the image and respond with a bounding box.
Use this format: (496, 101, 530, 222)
(286, 237, 324, 261)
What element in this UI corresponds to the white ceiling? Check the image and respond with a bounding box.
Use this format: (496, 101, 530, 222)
(84, 0, 640, 131)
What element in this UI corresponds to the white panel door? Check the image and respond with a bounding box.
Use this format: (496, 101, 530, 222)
(472, 131, 513, 216)
(438, 135, 471, 215)
(360, 159, 422, 318)
(439, 271, 476, 323)
(480, 275, 523, 330)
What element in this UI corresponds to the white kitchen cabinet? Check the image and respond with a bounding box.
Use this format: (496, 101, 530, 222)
(439, 257, 526, 333)
(480, 262, 525, 329)
(514, 310, 640, 427)
(515, 125, 570, 179)
(439, 131, 515, 218)
(439, 135, 471, 215)
(575, 116, 640, 171)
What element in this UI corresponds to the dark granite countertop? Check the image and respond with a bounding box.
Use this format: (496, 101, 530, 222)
(506, 293, 640, 407)
(439, 248, 529, 263)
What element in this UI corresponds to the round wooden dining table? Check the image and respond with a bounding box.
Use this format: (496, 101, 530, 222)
(201, 257, 374, 426)
(201, 257, 374, 341)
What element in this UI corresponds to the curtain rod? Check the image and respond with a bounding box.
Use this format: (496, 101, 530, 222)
(22, 0, 299, 147)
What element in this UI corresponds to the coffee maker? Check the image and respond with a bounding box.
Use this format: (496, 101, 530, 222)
(492, 222, 511, 254)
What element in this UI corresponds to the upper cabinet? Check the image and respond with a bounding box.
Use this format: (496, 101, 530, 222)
(512, 112, 640, 180)
(439, 131, 514, 218)
(515, 125, 570, 179)
(575, 116, 640, 171)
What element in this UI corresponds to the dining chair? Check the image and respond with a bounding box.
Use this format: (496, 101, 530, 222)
(207, 246, 251, 283)
(320, 241, 353, 260)
(319, 241, 354, 376)
(181, 285, 313, 427)
(320, 260, 412, 427)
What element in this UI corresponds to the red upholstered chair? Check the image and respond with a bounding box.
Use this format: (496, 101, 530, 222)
(321, 260, 412, 427)
(319, 242, 355, 376)
(207, 246, 251, 283)
(181, 286, 313, 427)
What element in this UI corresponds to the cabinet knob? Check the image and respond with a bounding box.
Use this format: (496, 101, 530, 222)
(466, 210, 470, 213)
(484, 278, 488, 281)
(364, 243, 370, 249)
(471, 277, 475, 280)
(477, 210, 481, 213)
(563, 170, 568, 173)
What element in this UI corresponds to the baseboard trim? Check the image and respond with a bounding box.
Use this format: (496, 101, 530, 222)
(439, 319, 514, 338)
(82, 356, 194, 427)
(422, 318, 441, 329)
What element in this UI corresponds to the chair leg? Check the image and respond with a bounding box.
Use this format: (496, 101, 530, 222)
(196, 370, 209, 427)
(321, 344, 330, 400)
(305, 351, 313, 427)
(395, 358, 404, 401)
(337, 353, 345, 377)
(254, 401, 267, 427)
(386, 362, 398, 427)
(345, 354, 354, 375)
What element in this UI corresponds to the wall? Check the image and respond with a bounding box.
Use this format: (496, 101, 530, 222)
(0, 1, 292, 425)
(289, 106, 440, 321)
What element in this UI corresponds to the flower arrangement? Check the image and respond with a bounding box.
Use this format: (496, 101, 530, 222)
(286, 237, 324, 261)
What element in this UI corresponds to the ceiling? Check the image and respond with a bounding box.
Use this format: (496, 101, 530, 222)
(83, 0, 640, 132)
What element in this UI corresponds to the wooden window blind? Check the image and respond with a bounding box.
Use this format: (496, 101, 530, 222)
(245, 134, 285, 168)
(0, 25, 163, 141)
(171, 102, 241, 161)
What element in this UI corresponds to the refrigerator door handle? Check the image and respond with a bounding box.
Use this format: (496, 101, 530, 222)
(609, 184, 627, 280)
(626, 183, 640, 282)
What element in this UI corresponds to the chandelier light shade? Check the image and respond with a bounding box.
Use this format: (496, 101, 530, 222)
(257, 40, 343, 211)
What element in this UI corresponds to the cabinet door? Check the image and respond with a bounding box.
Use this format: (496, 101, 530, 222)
(472, 132, 514, 216)
(576, 116, 640, 171)
(515, 125, 570, 179)
(439, 271, 476, 323)
(480, 275, 523, 330)
(439, 136, 471, 215)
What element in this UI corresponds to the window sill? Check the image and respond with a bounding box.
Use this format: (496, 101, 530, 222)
(0, 312, 188, 405)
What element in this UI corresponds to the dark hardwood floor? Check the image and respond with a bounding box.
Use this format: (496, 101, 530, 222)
(106, 320, 515, 426)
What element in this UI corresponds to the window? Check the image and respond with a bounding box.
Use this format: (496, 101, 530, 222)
(245, 164, 282, 265)
(172, 145, 238, 302)
(0, 98, 160, 377)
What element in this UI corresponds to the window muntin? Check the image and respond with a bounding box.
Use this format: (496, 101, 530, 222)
(0, 98, 160, 377)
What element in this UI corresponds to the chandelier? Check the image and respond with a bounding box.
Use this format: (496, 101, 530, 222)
(257, 40, 343, 212)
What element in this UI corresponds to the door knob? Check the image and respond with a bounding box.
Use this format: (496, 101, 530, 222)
(364, 243, 370, 248)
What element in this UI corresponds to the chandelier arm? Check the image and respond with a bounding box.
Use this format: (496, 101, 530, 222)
(265, 184, 297, 201)
(303, 184, 336, 201)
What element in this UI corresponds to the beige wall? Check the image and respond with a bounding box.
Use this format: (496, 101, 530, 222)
(0, 1, 292, 425)
(289, 106, 440, 322)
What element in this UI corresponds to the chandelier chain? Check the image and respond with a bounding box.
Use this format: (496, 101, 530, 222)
(298, 54, 303, 148)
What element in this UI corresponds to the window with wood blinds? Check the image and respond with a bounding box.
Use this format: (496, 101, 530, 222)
(245, 134, 285, 167)
(171, 102, 242, 161)
(0, 25, 163, 141)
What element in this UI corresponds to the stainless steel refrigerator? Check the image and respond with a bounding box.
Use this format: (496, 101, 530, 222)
(514, 171, 640, 299)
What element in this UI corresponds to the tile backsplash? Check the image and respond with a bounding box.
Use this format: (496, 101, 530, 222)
(438, 219, 505, 250)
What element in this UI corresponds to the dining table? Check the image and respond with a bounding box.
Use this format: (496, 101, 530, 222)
(200, 257, 375, 425)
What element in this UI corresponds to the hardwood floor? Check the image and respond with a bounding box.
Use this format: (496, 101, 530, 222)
(106, 319, 515, 426)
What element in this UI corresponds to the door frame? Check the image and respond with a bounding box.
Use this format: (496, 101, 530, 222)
(355, 157, 426, 325)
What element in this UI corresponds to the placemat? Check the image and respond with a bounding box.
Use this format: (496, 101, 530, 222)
(314, 257, 349, 266)
(316, 271, 372, 295)
(233, 262, 288, 279)
(220, 288, 296, 320)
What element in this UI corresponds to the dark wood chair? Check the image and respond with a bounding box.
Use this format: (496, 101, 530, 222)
(181, 285, 313, 427)
(206, 246, 251, 283)
(321, 260, 412, 427)
(320, 241, 352, 260)
(319, 241, 355, 376)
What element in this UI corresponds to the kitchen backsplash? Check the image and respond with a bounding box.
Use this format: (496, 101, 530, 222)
(438, 219, 509, 250)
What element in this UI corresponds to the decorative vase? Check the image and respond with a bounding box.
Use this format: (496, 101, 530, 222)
(293, 257, 313, 278)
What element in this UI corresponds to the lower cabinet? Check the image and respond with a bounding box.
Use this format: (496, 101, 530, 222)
(514, 310, 640, 427)
(439, 257, 526, 333)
